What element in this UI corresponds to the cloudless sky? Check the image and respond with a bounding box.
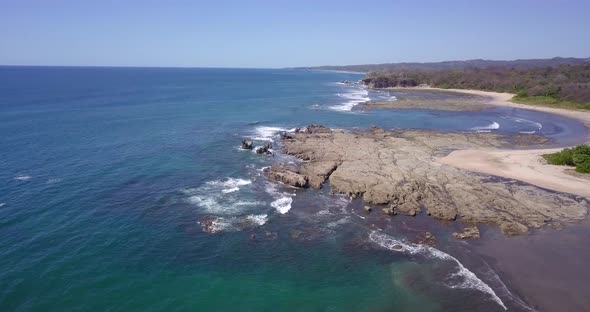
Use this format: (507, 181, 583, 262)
(1, 0, 589, 68)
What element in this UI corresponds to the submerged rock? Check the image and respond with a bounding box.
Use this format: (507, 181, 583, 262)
(415, 232, 436, 246)
(500, 222, 529, 236)
(452, 226, 480, 239)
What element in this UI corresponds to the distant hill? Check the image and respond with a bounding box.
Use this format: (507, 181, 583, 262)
(294, 57, 590, 73)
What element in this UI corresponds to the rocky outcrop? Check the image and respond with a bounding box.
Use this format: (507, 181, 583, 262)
(271, 125, 589, 235)
(255, 142, 273, 155)
(295, 124, 332, 134)
(241, 140, 253, 150)
(452, 226, 480, 239)
(499, 222, 529, 236)
(264, 165, 308, 188)
(415, 232, 436, 246)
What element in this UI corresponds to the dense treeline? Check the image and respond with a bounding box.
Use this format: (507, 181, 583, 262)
(362, 64, 590, 104)
(296, 57, 590, 72)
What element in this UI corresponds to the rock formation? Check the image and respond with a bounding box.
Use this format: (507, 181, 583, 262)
(267, 125, 589, 235)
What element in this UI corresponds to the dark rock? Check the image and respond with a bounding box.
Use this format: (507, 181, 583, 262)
(382, 206, 397, 216)
(305, 124, 332, 134)
(452, 226, 480, 239)
(241, 140, 253, 150)
(280, 131, 294, 140)
(255, 143, 273, 155)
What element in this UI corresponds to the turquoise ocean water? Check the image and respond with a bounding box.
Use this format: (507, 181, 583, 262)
(0, 67, 585, 311)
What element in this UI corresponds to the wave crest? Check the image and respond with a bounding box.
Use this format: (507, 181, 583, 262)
(368, 231, 507, 310)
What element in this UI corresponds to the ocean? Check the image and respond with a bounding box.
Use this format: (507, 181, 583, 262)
(0, 66, 585, 311)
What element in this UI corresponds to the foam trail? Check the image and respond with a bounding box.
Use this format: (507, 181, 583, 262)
(251, 126, 290, 141)
(185, 177, 261, 215)
(330, 88, 370, 111)
(246, 214, 268, 226)
(14, 175, 32, 181)
(502, 116, 543, 133)
(271, 197, 293, 214)
(369, 231, 507, 310)
(471, 121, 500, 132)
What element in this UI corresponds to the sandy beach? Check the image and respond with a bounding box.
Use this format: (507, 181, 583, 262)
(432, 88, 590, 199)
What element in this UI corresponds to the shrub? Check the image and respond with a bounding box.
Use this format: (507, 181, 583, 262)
(545, 85, 562, 99)
(543, 148, 574, 166)
(572, 145, 590, 173)
(544, 144, 590, 173)
(515, 89, 529, 98)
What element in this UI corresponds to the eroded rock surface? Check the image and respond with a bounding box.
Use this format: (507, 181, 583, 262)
(271, 125, 589, 235)
(453, 226, 481, 239)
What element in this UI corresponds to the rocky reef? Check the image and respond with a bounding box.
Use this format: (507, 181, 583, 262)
(265, 125, 589, 236)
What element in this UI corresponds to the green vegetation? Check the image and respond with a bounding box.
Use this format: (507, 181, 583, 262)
(511, 95, 590, 111)
(543, 145, 590, 173)
(361, 63, 590, 109)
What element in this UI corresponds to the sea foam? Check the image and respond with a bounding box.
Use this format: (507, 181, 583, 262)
(368, 231, 507, 310)
(502, 116, 543, 133)
(270, 197, 293, 214)
(471, 121, 500, 132)
(330, 88, 371, 111)
(251, 126, 295, 142)
(185, 177, 261, 215)
(14, 175, 32, 181)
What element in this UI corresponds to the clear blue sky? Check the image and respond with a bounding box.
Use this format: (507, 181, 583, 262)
(1, 0, 589, 68)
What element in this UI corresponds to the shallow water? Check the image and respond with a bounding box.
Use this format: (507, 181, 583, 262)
(0, 66, 585, 311)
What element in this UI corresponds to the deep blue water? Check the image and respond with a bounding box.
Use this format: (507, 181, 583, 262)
(0, 67, 585, 311)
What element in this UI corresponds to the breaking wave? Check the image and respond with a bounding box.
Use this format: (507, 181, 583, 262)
(368, 231, 507, 310)
(265, 182, 295, 214)
(330, 88, 371, 111)
(14, 175, 32, 181)
(184, 178, 263, 215)
(471, 121, 500, 132)
(502, 116, 543, 133)
(251, 126, 295, 142)
(198, 214, 268, 233)
(271, 197, 293, 214)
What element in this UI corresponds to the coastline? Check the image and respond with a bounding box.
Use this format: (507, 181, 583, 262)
(418, 87, 590, 199)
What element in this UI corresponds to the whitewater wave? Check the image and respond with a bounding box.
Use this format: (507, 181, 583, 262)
(14, 175, 32, 181)
(271, 197, 293, 214)
(265, 182, 296, 214)
(199, 214, 268, 233)
(329, 88, 371, 111)
(471, 121, 500, 132)
(368, 231, 507, 310)
(502, 116, 543, 133)
(184, 178, 263, 214)
(251, 126, 296, 142)
(0, 203, 5, 208)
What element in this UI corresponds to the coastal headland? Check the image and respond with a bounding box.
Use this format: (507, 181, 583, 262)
(265, 88, 590, 236)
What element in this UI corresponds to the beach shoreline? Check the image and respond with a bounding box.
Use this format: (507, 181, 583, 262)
(415, 87, 590, 199)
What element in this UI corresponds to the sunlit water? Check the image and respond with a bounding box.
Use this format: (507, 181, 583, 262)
(1, 67, 584, 311)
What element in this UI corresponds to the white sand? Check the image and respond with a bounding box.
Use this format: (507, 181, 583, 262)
(435, 88, 590, 198)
